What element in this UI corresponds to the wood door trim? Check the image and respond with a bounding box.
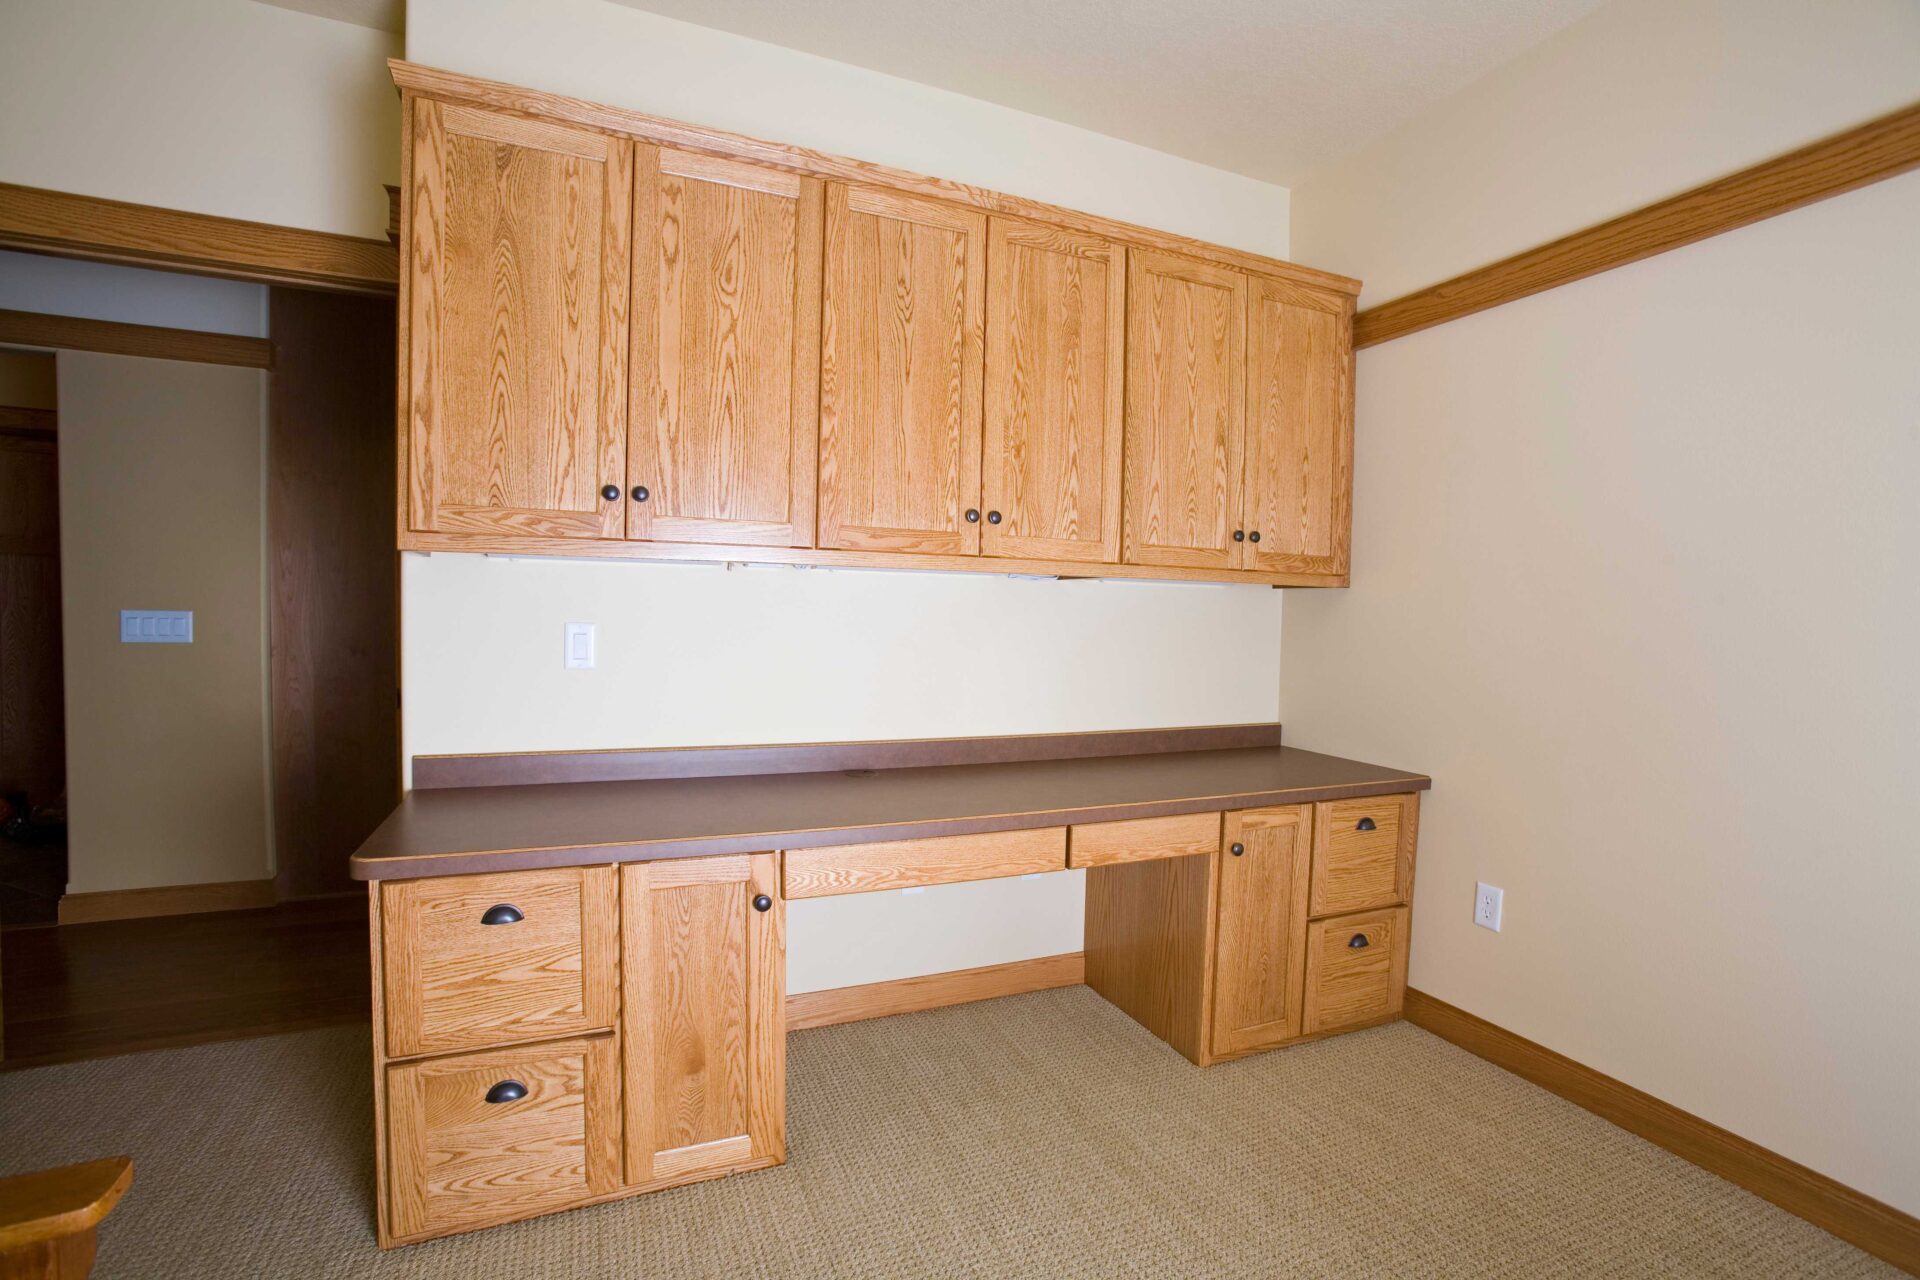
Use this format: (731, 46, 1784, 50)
(0, 182, 397, 296)
(1403, 988, 1920, 1274)
(1354, 100, 1920, 348)
(785, 952, 1085, 1030)
(388, 61, 1358, 298)
(0, 309, 273, 369)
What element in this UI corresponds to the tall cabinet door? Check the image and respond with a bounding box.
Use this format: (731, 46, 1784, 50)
(630, 149, 824, 547)
(981, 219, 1126, 563)
(407, 100, 632, 539)
(1122, 249, 1246, 569)
(819, 185, 986, 554)
(621, 854, 784, 1187)
(1242, 276, 1352, 575)
(1210, 805, 1312, 1059)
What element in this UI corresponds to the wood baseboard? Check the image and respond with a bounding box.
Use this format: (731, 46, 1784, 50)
(1404, 988, 1920, 1275)
(786, 952, 1085, 1031)
(57, 880, 279, 926)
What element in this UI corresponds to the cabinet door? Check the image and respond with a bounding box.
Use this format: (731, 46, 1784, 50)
(621, 854, 784, 1187)
(819, 185, 986, 554)
(1123, 249, 1246, 569)
(1243, 276, 1352, 574)
(981, 218, 1125, 563)
(630, 149, 823, 547)
(1210, 805, 1312, 1059)
(407, 100, 632, 538)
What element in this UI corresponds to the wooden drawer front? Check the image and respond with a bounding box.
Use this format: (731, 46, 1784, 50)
(386, 1034, 620, 1241)
(382, 867, 618, 1058)
(1069, 811, 1220, 868)
(1302, 907, 1409, 1036)
(1309, 793, 1418, 917)
(783, 827, 1066, 898)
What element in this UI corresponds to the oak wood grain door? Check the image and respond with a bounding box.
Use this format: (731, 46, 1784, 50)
(1210, 805, 1312, 1059)
(1123, 249, 1246, 569)
(1242, 276, 1352, 575)
(981, 218, 1126, 562)
(407, 100, 632, 538)
(819, 185, 986, 553)
(621, 854, 784, 1187)
(629, 148, 823, 547)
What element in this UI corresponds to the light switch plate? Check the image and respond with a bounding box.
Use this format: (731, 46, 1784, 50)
(120, 610, 193, 644)
(564, 622, 595, 669)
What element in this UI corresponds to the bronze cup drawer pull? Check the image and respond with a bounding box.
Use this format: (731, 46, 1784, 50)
(479, 903, 524, 926)
(1356, 816, 1377, 831)
(484, 1079, 527, 1104)
(1348, 933, 1370, 949)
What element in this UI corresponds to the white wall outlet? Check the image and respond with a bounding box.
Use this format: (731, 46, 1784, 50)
(120, 610, 192, 643)
(1474, 882, 1504, 932)
(563, 622, 595, 670)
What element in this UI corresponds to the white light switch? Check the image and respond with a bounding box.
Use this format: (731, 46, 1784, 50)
(121, 610, 193, 644)
(564, 623, 596, 669)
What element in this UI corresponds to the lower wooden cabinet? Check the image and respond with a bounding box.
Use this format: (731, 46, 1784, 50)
(1209, 806, 1312, 1060)
(1302, 906, 1410, 1035)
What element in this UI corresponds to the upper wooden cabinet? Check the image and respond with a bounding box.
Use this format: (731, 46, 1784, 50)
(406, 101, 632, 538)
(818, 185, 987, 554)
(629, 148, 823, 548)
(1122, 249, 1247, 570)
(981, 219, 1126, 563)
(1242, 276, 1353, 575)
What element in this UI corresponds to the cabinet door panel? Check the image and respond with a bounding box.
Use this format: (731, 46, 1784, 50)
(982, 219, 1125, 562)
(1210, 805, 1311, 1059)
(630, 149, 822, 547)
(1244, 277, 1351, 574)
(408, 101, 631, 538)
(622, 854, 784, 1187)
(1123, 249, 1246, 569)
(819, 185, 986, 554)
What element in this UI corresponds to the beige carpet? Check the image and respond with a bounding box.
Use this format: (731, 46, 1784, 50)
(0, 985, 1895, 1278)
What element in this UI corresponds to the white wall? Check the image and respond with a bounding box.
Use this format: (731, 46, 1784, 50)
(1286, 0, 1920, 1215)
(0, 251, 267, 338)
(0, 0, 399, 239)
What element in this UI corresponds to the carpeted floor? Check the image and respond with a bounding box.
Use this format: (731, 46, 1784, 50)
(0, 985, 1895, 1278)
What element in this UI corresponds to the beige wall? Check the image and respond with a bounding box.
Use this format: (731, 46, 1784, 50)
(57, 352, 272, 894)
(1286, 0, 1920, 1215)
(0, 0, 399, 239)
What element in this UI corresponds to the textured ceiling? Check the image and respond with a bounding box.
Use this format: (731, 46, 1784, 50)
(609, 0, 1608, 185)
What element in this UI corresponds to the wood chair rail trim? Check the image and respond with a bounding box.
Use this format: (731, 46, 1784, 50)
(0, 309, 274, 370)
(1355, 99, 1920, 348)
(1403, 989, 1920, 1275)
(0, 182, 398, 295)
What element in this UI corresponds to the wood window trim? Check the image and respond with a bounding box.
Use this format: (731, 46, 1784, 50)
(1355, 99, 1920, 348)
(0, 308, 274, 369)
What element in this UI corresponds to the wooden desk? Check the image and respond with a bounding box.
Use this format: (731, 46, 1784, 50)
(352, 725, 1430, 1246)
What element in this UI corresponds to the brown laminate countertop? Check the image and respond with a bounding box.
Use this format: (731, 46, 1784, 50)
(351, 745, 1429, 881)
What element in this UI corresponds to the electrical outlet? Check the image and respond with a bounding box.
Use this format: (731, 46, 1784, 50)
(1474, 882, 1504, 932)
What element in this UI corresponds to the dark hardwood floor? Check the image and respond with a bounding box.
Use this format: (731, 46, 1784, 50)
(1, 896, 369, 1070)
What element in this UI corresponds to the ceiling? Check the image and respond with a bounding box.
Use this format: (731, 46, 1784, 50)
(252, 0, 402, 34)
(608, 0, 1606, 185)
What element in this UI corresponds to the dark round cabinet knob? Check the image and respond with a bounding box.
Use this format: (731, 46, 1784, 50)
(1249, 531, 1261, 543)
(485, 1079, 528, 1104)
(631, 485, 650, 502)
(479, 903, 523, 926)
(1348, 934, 1370, 949)
(965, 509, 980, 523)
(600, 484, 621, 502)
(986, 510, 1002, 525)
(752, 894, 773, 913)
(1356, 817, 1377, 832)
(1233, 530, 1246, 542)
(1229, 842, 1245, 856)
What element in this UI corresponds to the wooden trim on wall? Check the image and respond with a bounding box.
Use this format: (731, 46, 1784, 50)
(1355, 100, 1920, 349)
(388, 60, 1359, 298)
(57, 879, 279, 926)
(0, 183, 398, 296)
(0, 309, 274, 369)
(786, 953, 1086, 1031)
(0, 405, 56, 436)
(1404, 989, 1920, 1275)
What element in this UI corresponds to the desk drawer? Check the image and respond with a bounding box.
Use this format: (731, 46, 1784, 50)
(1301, 907, 1409, 1035)
(1069, 811, 1220, 868)
(386, 1033, 620, 1241)
(1309, 794, 1418, 917)
(382, 867, 618, 1058)
(783, 827, 1066, 898)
